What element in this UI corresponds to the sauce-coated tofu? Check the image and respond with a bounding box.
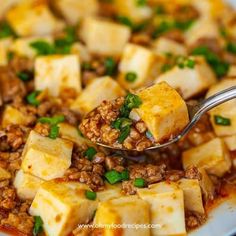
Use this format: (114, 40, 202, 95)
(118, 43, 156, 89)
(0, 38, 12, 66)
(35, 55, 81, 97)
(21, 131, 73, 180)
(30, 181, 98, 236)
(93, 196, 150, 236)
(224, 135, 236, 151)
(182, 138, 232, 177)
(155, 57, 216, 99)
(14, 170, 44, 200)
(71, 76, 125, 115)
(135, 82, 189, 143)
(80, 17, 131, 57)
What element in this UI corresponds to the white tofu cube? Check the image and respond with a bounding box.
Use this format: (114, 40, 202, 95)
(0, 167, 11, 181)
(117, 43, 156, 89)
(93, 196, 150, 236)
(135, 82, 189, 143)
(206, 79, 236, 136)
(114, 0, 152, 23)
(54, 0, 99, 25)
(71, 76, 125, 115)
(224, 135, 236, 151)
(6, 2, 65, 37)
(70, 42, 91, 62)
(10, 36, 53, 59)
(0, 37, 13, 66)
(30, 181, 98, 236)
(155, 57, 217, 99)
(80, 17, 131, 57)
(35, 55, 81, 97)
(182, 138, 232, 177)
(21, 130, 73, 180)
(137, 181, 186, 236)
(14, 170, 44, 200)
(178, 178, 205, 214)
(152, 37, 187, 56)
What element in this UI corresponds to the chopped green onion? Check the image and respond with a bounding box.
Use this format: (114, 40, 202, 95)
(134, 178, 145, 188)
(85, 190, 97, 200)
(125, 72, 137, 82)
(17, 71, 31, 81)
(185, 59, 195, 68)
(136, 0, 147, 6)
(116, 16, 133, 28)
(226, 42, 236, 54)
(118, 125, 131, 143)
(7, 51, 14, 61)
(84, 147, 97, 161)
(0, 22, 16, 39)
(175, 20, 194, 31)
(111, 118, 132, 130)
(104, 57, 116, 75)
(104, 170, 122, 184)
(82, 62, 93, 70)
(38, 115, 65, 125)
(152, 21, 174, 38)
(77, 128, 84, 137)
(49, 125, 59, 139)
(26, 91, 41, 106)
(121, 169, 129, 180)
(30, 40, 55, 55)
(146, 130, 153, 139)
(161, 64, 173, 72)
(214, 115, 231, 126)
(220, 27, 228, 38)
(33, 216, 43, 236)
(155, 5, 165, 14)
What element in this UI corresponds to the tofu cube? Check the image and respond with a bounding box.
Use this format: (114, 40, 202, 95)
(0, 0, 21, 19)
(93, 196, 150, 236)
(227, 65, 236, 77)
(155, 57, 217, 99)
(224, 135, 236, 151)
(80, 17, 131, 57)
(206, 79, 236, 136)
(0, 38, 13, 66)
(70, 42, 91, 62)
(30, 181, 98, 236)
(182, 138, 232, 177)
(0, 167, 11, 180)
(152, 37, 187, 56)
(114, 0, 152, 23)
(54, 0, 99, 25)
(14, 170, 44, 200)
(71, 76, 125, 115)
(178, 178, 205, 214)
(21, 130, 73, 180)
(137, 181, 186, 236)
(35, 55, 81, 97)
(135, 82, 189, 143)
(117, 43, 156, 89)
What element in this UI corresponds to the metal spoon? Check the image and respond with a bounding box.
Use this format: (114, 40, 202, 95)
(95, 86, 236, 151)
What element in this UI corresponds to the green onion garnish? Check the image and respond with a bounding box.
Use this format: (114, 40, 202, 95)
(104, 170, 122, 184)
(136, 0, 147, 6)
(30, 40, 55, 55)
(49, 125, 60, 139)
(118, 126, 131, 143)
(84, 147, 97, 161)
(104, 57, 116, 76)
(17, 71, 32, 81)
(33, 216, 43, 236)
(0, 22, 16, 39)
(85, 190, 97, 200)
(125, 72, 137, 82)
(214, 115, 231, 126)
(26, 91, 41, 106)
(38, 115, 65, 126)
(134, 178, 145, 188)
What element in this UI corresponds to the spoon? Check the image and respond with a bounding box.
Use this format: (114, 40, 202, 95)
(94, 86, 236, 151)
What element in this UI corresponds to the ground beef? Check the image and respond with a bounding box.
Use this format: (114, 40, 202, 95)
(185, 211, 206, 230)
(185, 165, 202, 180)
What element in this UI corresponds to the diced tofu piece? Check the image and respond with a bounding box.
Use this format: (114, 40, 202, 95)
(178, 178, 205, 214)
(0, 0, 21, 19)
(35, 55, 81, 97)
(0, 167, 11, 180)
(14, 170, 44, 200)
(227, 65, 236, 77)
(80, 17, 131, 57)
(117, 43, 156, 89)
(137, 181, 186, 236)
(93, 196, 150, 236)
(206, 79, 236, 136)
(155, 57, 217, 99)
(30, 181, 98, 236)
(0, 38, 13, 66)
(135, 82, 189, 143)
(2, 106, 29, 128)
(224, 135, 236, 151)
(97, 182, 123, 201)
(54, 0, 99, 25)
(184, 17, 220, 46)
(21, 130, 73, 180)
(71, 76, 125, 115)
(114, 0, 152, 23)
(182, 138, 232, 177)
(152, 37, 187, 56)
(10, 36, 53, 59)
(6, 2, 65, 37)
(70, 42, 91, 62)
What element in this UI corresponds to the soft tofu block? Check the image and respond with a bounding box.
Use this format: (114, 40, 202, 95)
(70, 42, 91, 62)
(206, 79, 236, 136)
(14, 170, 44, 200)
(152, 37, 187, 56)
(182, 138, 232, 177)
(21, 130, 73, 180)
(80, 17, 131, 57)
(117, 43, 156, 89)
(30, 181, 98, 236)
(224, 135, 236, 151)
(135, 82, 189, 143)
(93, 196, 150, 236)
(71, 76, 125, 115)
(35, 55, 81, 97)
(0, 167, 11, 180)
(0, 0, 21, 19)
(54, 0, 98, 25)
(0, 38, 13, 66)
(155, 57, 217, 99)
(137, 181, 186, 236)
(6, 2, 64, 37)
(114, 0, 152, 23)
(178, 178, 205, 214)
